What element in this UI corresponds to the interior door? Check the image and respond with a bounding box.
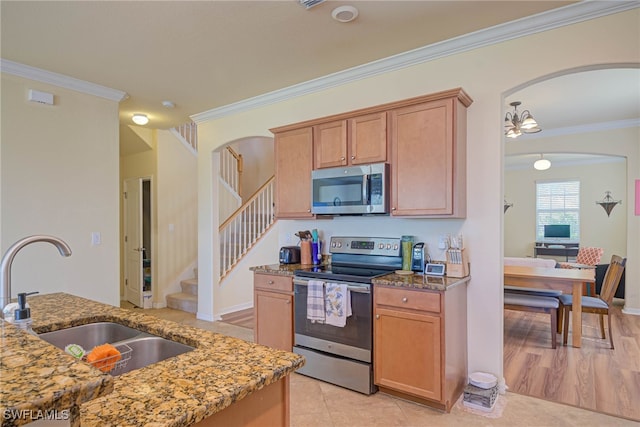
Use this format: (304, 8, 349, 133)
(124, 178, 143, 307)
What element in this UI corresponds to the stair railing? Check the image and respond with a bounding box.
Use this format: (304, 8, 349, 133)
(171, 121, 198, 155)
(221, 146, 243, 198)
(219, 176, 275, 279)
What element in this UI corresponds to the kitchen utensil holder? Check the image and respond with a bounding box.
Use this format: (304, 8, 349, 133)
(300, 241, 312, 265)
(446, 248, 469, 278)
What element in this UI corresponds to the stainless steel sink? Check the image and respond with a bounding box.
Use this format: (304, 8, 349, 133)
(38, 322, 142, 350)
(38, 322, 194, 375)
(116, 336, 194, 374)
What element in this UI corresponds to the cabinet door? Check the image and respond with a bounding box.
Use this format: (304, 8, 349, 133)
(274, 127, 314, 218)
(314, 120, 347, 169)
(255, 290, 293, 351)
(349, 112, 387, 165)
(389, 99, 454, 216)
(374, 307, 442, 401)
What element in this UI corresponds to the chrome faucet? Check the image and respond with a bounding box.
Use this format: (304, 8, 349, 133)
(0, 235, 72, 318)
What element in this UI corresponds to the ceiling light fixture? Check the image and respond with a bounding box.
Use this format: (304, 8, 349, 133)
(332, 5, 358, 22)
(596, 191, 622, 217)
(504, 101, 541, 138)
(132, 114, 149, 125)
(533, 154, 551, 171)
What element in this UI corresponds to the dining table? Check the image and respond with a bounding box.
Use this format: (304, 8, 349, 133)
(504, 265, 595, 348)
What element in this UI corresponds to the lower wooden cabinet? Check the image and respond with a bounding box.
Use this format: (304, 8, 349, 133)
(254, 273, 294, 351)
(373, 284, 467, 412)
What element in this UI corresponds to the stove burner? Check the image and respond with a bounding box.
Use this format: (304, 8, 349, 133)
(294, 264, 391, 284)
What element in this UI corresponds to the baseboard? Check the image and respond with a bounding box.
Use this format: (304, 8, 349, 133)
(153, 302, 167, 309)
(622, 306, 640, 316)
(197, 312, 217, 322)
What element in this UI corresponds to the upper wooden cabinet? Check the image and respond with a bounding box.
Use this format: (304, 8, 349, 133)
(274, 127, 314, 218)
(389, 95, 468, 217)
(314, 112, 387, 169)
(271, 88, 472, 219)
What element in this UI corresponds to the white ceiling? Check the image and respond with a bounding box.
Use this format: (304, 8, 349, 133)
(2, 0, 579, 129)
(1, 0, 638, 163)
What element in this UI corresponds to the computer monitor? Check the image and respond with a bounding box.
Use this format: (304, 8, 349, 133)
(543, 224, 570, 239)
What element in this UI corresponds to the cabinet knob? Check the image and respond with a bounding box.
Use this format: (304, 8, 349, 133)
(392, 207, 397, 211)
(351, 155, 355, 160)
(268, 280, 274, 285)
(402, 297, 408, 303)
(307, 209, 311, 212)
(286, 300, 291, 305)
(341, 157, 345, 161)
(376, 314, 380, 319)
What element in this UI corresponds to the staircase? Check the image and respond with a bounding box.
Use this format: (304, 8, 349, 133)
(166, 276, 198, 314)
(219, 177, 275, 279)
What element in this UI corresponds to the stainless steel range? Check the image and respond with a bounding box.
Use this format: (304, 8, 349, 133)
(293, 236, 402, 394)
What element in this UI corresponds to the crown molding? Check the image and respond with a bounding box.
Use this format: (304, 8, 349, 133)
(520, 118, 640, 140)
(0, 59, 128, 102)
(192, 1, 639, 124)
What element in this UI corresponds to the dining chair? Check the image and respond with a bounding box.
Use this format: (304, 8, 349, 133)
(558, 246, 604, 269)
(558, 247, 604, 296)
(559, 255, 626, 349)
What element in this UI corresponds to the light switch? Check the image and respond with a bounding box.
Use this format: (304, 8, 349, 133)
(91, 232, 101, 246)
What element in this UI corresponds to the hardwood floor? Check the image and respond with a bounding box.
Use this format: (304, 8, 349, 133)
(220, 307, 254, 329)
(504, 300, 640, 422)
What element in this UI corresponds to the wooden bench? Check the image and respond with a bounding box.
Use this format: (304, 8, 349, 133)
(504, 291, 561, 349)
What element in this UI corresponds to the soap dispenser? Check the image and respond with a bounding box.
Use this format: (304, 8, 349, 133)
(11, 291, 39, 335)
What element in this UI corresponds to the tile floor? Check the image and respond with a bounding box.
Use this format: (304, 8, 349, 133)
(125, 305, 637, 427)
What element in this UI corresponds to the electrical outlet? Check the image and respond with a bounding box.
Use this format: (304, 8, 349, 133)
(438, 235, 448, 250)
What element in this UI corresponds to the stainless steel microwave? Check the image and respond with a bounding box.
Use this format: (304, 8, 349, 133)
(311, 163, 389, 215)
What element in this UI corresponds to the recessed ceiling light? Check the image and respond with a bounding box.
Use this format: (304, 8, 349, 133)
(332, 5, 358, 23)
(132, 114, 149, 125)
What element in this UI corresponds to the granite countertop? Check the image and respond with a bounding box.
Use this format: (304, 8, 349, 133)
(0, 293, 304, 427)
(251, 263, 469, 291)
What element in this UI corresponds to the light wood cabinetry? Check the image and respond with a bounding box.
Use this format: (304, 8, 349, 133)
(254, 273, 294, 352)
(313, 112, 387, 169)
(373, 283, 467, 412)
(271, 88, 471, 219)
(274, 127, 313, 218)
(389, 95, 468, 217)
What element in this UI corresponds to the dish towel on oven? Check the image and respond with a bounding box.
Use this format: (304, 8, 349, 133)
(307, 280, 325, 323)
(324, 283, 352, 327)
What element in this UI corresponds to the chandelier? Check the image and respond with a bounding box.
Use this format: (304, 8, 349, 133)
(596, 191, 622, 217)
(504, 101, 541, 138)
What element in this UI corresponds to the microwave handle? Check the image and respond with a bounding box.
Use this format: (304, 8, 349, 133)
(362, 174, 369, 204)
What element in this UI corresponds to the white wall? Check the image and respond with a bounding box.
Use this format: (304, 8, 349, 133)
(229, 136, 274, 199)
(1, 73, 120, 305)
(195, 10, 640, 384)
(155, 130, 198, 305)
(505, 156, 627, 261)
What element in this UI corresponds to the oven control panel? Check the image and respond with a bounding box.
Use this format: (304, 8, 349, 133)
(329, 236, 401, 256)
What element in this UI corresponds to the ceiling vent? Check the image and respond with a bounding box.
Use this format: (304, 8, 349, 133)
(299, 0, 325, 9)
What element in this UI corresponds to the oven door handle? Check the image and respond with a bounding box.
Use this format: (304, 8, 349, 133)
(293, 278, 370, 294)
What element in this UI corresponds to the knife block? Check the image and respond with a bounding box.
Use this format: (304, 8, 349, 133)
(446, 248, 469, 278)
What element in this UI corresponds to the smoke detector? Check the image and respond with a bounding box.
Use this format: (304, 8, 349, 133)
(332, 5, 358, 23)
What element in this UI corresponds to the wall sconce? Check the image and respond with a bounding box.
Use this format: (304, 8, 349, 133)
(596, 191, 622, 217)
(504, 199, 514, 213)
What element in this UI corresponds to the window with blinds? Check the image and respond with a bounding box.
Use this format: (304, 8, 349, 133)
(536, 180, 580, 240)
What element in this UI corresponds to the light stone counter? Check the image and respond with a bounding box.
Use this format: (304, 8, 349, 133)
(0, 293, 304, 427)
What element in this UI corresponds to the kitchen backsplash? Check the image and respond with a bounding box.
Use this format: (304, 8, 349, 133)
(278, 216, 465, 262)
